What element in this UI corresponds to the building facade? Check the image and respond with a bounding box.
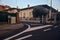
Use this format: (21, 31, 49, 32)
(0, 11, 18, 24)
(1, 5, 57, 24)
(19, 8, 33, 20)
(0, 5, 10, 11)
(18, 5, 57, 23)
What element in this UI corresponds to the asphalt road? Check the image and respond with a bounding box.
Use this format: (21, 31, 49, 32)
(0, 22, 60, 40)
(19, 21, 43, 27)
(23, 26, 60, 40)
(4, 24, 60, 40)
(0, 24, 28, 40)
(0, 22, 41, 40)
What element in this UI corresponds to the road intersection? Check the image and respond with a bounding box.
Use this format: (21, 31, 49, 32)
(4, 24, 53, 40)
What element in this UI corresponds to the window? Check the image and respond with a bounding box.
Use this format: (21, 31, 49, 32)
(23, 13, 25, 18)
(30, 12, 33, 17)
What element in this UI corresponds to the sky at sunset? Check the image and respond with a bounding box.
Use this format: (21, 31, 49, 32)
(0, 0, 60, 11)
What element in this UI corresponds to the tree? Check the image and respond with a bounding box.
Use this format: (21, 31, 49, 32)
(56, 12, 60, 21)
(33, 7, 48, 24)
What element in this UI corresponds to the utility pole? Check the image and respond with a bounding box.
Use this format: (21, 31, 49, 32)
(16, 0, 18, 9)
(0, 0, 1, 4)
(49, 0, 52, 23)
(16, 0, 19, 23)
(54, 9, 58, 24)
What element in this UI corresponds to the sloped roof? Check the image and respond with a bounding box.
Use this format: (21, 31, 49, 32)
(20, 5, 57, 12)
(0, 5, 10, 11)
(4, 8, 20, 12)
(3, 5, 57, 12)
(0, 11, 16, 17)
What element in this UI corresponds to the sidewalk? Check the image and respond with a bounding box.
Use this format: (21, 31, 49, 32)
(0, 24, 24, 30)
(0, 24, 24, 36)
(20, 20, 40, 23)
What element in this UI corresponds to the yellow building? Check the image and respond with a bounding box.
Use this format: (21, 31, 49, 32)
(5, 8, 18, 13)
(19, 8, 33, 20)
(4, 5, 58, 24)
(3, 8, 20, 24)
(18, 5, 58, 23)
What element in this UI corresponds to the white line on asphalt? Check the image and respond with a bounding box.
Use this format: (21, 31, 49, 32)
(4, 24, 31, 40)
(27, 25, 52, 32)
(30, 24, 40, 25)
(15, 34, 32, 40)
(4, 25, 52, 40)
(54, 26, 58, 28)
(43, 28, 51, 31)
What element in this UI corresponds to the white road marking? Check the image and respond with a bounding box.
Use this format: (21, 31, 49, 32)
(54, 26, 58, 28)
(27, 25, 52, 32)
(43, 28, 51, 31)
(4, 24, 31, 40)
(30, 24, 40, 25)
(15, 35, 32, 40)
(4, 25, 52, 40)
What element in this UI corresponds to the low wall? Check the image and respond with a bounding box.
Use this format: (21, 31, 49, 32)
(0, 22, 8, 25)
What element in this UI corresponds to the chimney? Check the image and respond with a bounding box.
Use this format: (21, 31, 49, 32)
(27, 4, 30, 8)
